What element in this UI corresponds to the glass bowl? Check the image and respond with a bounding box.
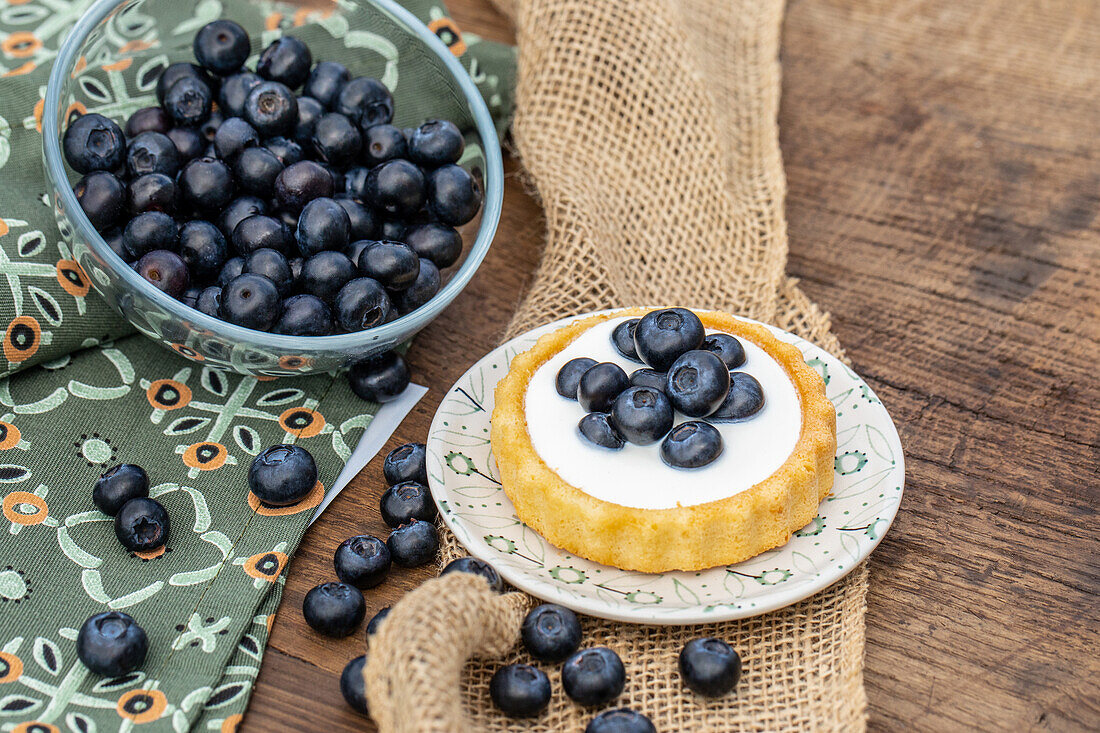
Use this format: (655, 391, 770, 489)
(42, 0, 502, 376)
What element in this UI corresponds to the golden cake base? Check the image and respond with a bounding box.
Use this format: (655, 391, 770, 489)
(490, 309, 837, 572)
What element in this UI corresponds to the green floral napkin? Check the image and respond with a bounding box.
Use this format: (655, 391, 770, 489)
(0, 1, 514, 730)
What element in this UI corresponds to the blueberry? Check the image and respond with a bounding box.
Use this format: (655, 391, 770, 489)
(166, 126, 205, 162)
(257, 36, 312, 89)
(578, 412, 625, 450)
(334, 534, 391, 589)
(334, 278, 393, 332)
(441, 557, 503, 592)
(199, 110, 224, 142)
(135, 250, 190, 297)
(427, 164, 482, 226)
(293, 95, 325, 148)
(277, 207, 300, 233)
(232, 214, 294, 256)
(628, 368, 666, 393)
(178, 156, 235, 212)
(391, 257, 440, 314)
(660, 421, 723, 469)
(234, 146, 284, 198)
(93, 464, 149, 516)
(114, 497, 170, 552)
(63, 113, 125, 173)
(179, 286, 201, 308)
(77, 612, 148, 676)
(610, 386, 674, 445)
(362, 124, 407, 167)
(217, 257, 245, 288)
(274, 160, 334, 213)
(522, 604, 582, 662)
(577, 362, 630, 413)
(264, 135, 304, 166)
(365, 606, 390, 636)
(404, 223, 461, 268)
(219, 71, 263, 118)
(556, 358, 597, 400)
(386, 518, 438, 567)
(193, 20, 250, 75)
(336, 76, 393, 130)
(243, 247, 293, 296)
(633, 307, 705, 371)
(220, 273, 281, 330)
(311, 112, 361, 166)
(340, 655, 369, 715)
(128, 172, 178, 215)
(382, 442, 427, 485)
(103, 228, 132, 261)
(708, 372, 764, 422)
(701, 333, 746, 369)
(335, 196, 380, 240)
(347, 349, 408, 401)
(365, 159, 425, 218)
(275, 294, 333, 336)
(156, 63, 215, 106)
(611, 319, 642, 362)
(490, 664, 551, 718)
(305, 61, 350, 108)
(196, 286, 221, 317)
(302, 582, 364, 637)
(586, 709, 657, 733)
(357, 240, 419, 290)
(163, 75, 213, 127)
(126, 131, 180, 177)
(124, 211, 178, 258)
(125, 106, 171, 137)
(561, 647, 626, 706)
(213, 117, 259, 161)
(296, 197, 350, 257)
(666, 350, 730, 417)
(379, 481, 434, 527)
(408, 119, 464, 167)
(244, 81, 299, 136)
(217, 197, 265, 238)
(679, 637, 742, 696)
(345, 239, 372, 264)
(249, 443, 317, 505)
(74, 171, 125, 231)
(380, 219, 407, 242)
(177, 220, 226, 282)
(323, 162, 346, 194)
(299, 250, 355, 303)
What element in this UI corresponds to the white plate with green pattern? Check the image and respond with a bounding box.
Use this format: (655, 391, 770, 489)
(426, 311, 904, 624)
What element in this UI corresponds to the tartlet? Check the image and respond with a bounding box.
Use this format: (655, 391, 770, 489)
(490, 308, 836, 573)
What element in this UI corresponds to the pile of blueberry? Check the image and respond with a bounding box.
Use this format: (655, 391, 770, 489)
(488, 603, 742, 729)
(64, 19, 482, 337)
(557, 308, 766, 468)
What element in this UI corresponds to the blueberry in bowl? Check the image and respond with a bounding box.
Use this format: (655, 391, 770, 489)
(44, 0, 502, 376)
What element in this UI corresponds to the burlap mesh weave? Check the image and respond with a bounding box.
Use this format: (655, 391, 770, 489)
(364, 0, 869, 729)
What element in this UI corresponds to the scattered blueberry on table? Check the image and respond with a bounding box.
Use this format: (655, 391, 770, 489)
(521, 604, 582, 663)
(440, 557, 504, 593)
(64, 19, 482, 343)
(334, 535, 391, 589)
(561, 647, 627, 707)
(76, 611, 148, 676)
(365, 605, 391, 636)
(490, 663, 553, 717)
(248, 444, 318, 506)
(93, 463, 149, 516)
(379, 480, 435, 527)
(340, 655, 370, 715)
(586, 708, 657, 733)
(302, 581, 366, 637)
(678, 637, 743, 697)
(381, 441, 427, 485)
(114, 496, 170, 553)
(386, 518, 439, 567)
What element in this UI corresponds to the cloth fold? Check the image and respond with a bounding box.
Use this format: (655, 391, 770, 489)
(364, 0, 869, 729)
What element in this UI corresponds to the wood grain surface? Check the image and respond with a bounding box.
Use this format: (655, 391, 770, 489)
(241, 1, 1100, 730)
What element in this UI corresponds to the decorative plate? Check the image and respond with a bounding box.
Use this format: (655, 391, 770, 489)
(426, 311, 904, 624)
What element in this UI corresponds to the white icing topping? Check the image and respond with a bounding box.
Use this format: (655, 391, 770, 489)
(523, 317, 802, 509)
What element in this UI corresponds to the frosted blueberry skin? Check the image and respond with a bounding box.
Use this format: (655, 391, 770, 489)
(611, 318, 642, 362)
(701, 332, 746, 369)
(708, 372, 765, 422)
(162, 75, 213, 127)
(610, 386, 674, 445)
(404, 223, 462, 268)
(586, 709, 657, 733)
(248, 444, 317, 506)
(426, 163, 482, 226)
(557, 357, 598, 399)
(192, 20, 250, 75)
(337, 76, 394, 130)
(244, 81, 299, 137)
(665, 349, 731, 417)
(660, 421, 723, 469)
(302, 581, 364, 637)
(77, 612, 148, 677)
(577, 362, 630, 413)
(522, 604, 582, 662)
(299, 251, 356, 304)
(441, 557, 504, 593)
(490, 664, 552, 718)
(93, 464, 149, 516)
(124, 211, 178, 258)
(679, 637, 742, 697)
(578, 412, 625, 450)
(633, 307, 705, 371)
(334, 535, 391, 589)
(561, 647, 626, 707)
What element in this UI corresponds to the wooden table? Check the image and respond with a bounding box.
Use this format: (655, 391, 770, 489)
(242, 1, 1100, 730)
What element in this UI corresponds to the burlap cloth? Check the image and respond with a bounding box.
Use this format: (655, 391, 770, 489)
(365, 0, 869, 729)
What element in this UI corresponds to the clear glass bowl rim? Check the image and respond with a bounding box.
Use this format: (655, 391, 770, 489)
(42, 0, 503, 354)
